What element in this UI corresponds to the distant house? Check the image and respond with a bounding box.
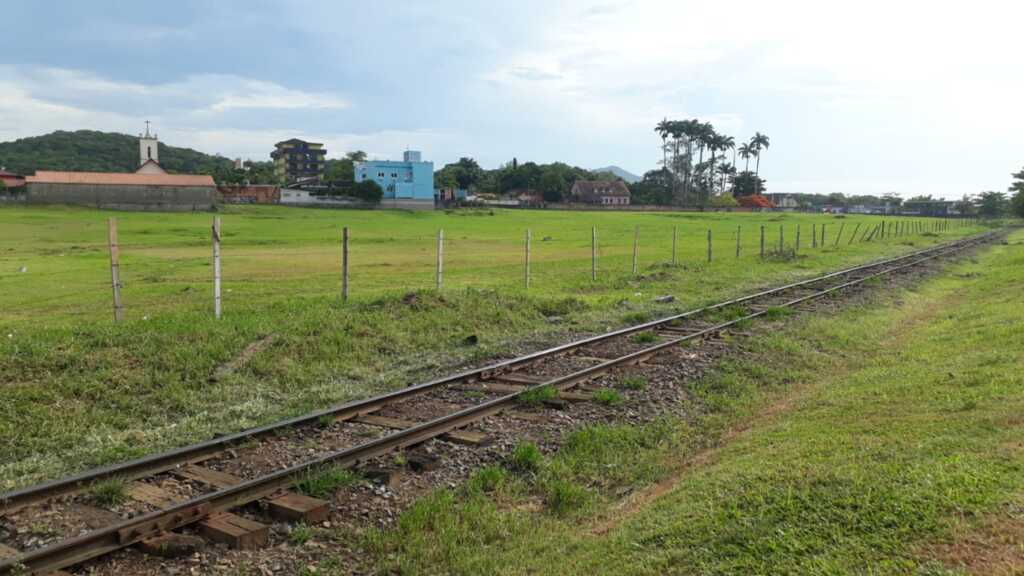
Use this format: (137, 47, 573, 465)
(569, 180, 631, 205)
(0, 169, 26, 189)
(354, 150, 435, 209)
(902, 200, 957, 217)
(766, 193, 798, 209)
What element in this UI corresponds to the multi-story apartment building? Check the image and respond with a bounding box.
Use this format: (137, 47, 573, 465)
(271, 139, 326, 184)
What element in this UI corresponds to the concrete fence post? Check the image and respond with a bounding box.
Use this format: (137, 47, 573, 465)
(436, 229, 444, 290)
(591, 226, 598, 281)
(672, 225, 678, 266)
(632, 225, 639, 274)
(213, 216, 222, 319)
(342, 227, 350, 301)
(524, 229, 531, 289)
(107, 218, 124, 323)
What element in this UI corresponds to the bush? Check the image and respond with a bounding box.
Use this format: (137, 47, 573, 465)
(592, 388, 623, 406)
(352, 180, 384, 203)
(508, 442, 543, 474)
(517, 385, 557, 406)
(632, 331, 659, 344)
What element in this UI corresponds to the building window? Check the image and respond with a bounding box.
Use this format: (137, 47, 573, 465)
(378, 171, 385, 178)
(391, 172, 398, 178)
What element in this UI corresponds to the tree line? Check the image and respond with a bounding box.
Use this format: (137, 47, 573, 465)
(652, 119, 770, 206)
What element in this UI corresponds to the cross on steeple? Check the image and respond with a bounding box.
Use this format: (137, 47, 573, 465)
(144, 120, 151, 138)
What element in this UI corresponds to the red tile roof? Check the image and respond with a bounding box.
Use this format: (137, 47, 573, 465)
(26, 170, 215, 187)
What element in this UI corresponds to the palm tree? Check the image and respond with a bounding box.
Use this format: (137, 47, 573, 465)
(717, 162, 735, 194)
(709, 134, 734, 195)
(750, 132, 770, 177)
(655, 118, 670, 173)
(738, 143, 753, 172)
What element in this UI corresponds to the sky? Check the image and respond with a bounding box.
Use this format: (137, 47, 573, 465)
(2, 0, 1021, 199)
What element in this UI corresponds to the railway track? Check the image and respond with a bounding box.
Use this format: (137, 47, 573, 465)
(0, 231, 997, 575)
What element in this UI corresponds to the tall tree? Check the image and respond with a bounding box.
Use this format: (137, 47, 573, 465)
(975, 191, 1008, 217)
(750, 132, 770, 176)
(1009, 167, 1024, 218)
(738, 143, 753, 172)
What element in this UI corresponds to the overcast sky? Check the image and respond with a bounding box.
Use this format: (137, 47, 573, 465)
(2, 1, 1021, 198)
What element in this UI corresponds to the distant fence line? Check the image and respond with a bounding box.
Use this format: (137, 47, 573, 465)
(100, 216, 977, 323)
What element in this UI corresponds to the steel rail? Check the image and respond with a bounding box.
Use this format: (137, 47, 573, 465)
(0, 233, 991, 515)
(0, 232, 993, 576)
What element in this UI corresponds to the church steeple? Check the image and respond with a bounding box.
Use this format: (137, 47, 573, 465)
(136, 121, 167, 174)
(139, 121, 159, 166)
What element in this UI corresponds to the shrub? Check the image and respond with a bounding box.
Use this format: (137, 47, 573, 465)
(542, 478, 590, 516)
(89, 478, 127, 507)
(592, 389, 624, 406)
(632, 331, 658, 344)
(517, 385, 557, 406)
(297, 465, 361, 498)
(508, 442, 543, 474)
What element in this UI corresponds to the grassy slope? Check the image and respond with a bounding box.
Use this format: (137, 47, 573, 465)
(0, 205, 981, 490)
(359, 230, 1024, 575)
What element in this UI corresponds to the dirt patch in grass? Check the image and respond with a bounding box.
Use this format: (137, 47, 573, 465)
(918, 501, 1024, 575)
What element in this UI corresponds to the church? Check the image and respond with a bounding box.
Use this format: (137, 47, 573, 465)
(23, 123, 217, 211)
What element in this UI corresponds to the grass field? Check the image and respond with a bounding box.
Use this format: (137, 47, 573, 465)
(359, 229, 1024, 575)
(0, 205, 984, 490)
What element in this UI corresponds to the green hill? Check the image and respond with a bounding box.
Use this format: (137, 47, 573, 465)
(0, 130, 235, 176)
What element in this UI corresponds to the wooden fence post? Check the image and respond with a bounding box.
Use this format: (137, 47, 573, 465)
(632, 225, 639, 274)
(796, 224, 801, 252)
(591, 226, 598, 281)
(342, 227, 350, 301)
(707, 229, 712, 263)
(848, 222, 861, 245)
(735, 225, 741, 258)
(436, 229, 444, 290)
(812, 223, 817, 248)
(760, 225, 765, 258)
(524, 229, 531, 289)
(213, 216, 222, 319)
(821, 223, 826, 247)
(107, 218, 124, 323)
(778, 225, 783, 253)
(834, 222, 844, 246)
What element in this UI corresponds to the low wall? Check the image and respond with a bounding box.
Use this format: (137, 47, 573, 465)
(544, 203, 753, 213)
(218, 185, 280, 204)
(0, 189, 27, 204)
(26, 183, 215, 211)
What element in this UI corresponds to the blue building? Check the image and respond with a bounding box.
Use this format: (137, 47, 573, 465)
(355, 150, 434, 208)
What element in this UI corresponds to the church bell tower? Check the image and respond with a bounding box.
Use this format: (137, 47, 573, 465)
(139, 121, 159, 166)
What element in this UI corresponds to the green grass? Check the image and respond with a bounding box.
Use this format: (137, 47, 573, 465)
(288, 523, 315, 546)
(631, 331, 659, 344)
(592, 388, 624, 406)
(0, 205, 987, 490)
(87, 477, 127, 507)
(348, 230, 1024, 576)
(507, 442, 544, 474)
(517, 385, 558, 406)
(295, 465, 362, 499)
